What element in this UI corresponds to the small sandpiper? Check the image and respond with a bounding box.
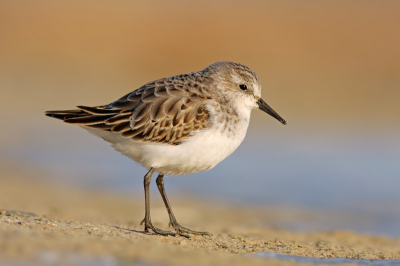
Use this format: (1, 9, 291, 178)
(46, 61, 286, 237)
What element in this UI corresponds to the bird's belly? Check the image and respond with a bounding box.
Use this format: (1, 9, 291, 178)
(152, 127, 247, 175)
(85, 124, 247, 176)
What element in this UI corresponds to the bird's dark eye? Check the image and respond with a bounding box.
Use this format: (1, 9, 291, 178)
(239, 84, 247, 91)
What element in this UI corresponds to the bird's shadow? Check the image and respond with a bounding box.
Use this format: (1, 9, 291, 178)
(113, 225, 184, 238)
(113, 225, 146, 235)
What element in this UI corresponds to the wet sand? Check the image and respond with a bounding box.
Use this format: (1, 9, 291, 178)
(1, 164, 400, 266)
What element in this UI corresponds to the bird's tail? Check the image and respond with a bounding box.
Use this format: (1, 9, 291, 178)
(45, 105, 122, 130)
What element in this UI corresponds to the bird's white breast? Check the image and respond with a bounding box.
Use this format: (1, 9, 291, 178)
(84, 101, 251, 175)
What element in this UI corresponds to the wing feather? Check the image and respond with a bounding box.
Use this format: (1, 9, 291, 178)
(46, 73, 211, 145)
(111, 121, 131, 132)
(106, 114, 131, 124)
(65, 114, 115, 125)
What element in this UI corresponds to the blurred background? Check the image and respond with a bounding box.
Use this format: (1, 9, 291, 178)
(1, 0, 399, 237)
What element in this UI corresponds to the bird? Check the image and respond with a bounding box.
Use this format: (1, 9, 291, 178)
(46, 61, 286, 237)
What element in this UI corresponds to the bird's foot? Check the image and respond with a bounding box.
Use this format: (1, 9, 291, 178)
(140, 218, 189, 238)
(170, 222, 212, 236)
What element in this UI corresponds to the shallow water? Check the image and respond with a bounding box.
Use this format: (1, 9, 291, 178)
(254, 253, 400, 265)
(3, 120, 400, 237)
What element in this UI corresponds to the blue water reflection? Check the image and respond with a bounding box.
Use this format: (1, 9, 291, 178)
(254, 252, 400, 265)
(3, 121, 400, 237)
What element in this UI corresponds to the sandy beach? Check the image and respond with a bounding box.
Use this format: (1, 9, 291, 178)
(1, 164, 399, 266)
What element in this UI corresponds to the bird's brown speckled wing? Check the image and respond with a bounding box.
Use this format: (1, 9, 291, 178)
(46, 73, 212, 145)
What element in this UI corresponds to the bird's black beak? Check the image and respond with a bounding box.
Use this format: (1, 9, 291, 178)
(257, 98, 287, 125)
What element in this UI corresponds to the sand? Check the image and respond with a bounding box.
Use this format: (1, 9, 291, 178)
(1, 164, 400, 266)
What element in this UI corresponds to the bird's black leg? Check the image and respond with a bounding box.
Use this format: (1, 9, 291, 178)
(140, 168, 176, 237)
(156, 174, 212, 236)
